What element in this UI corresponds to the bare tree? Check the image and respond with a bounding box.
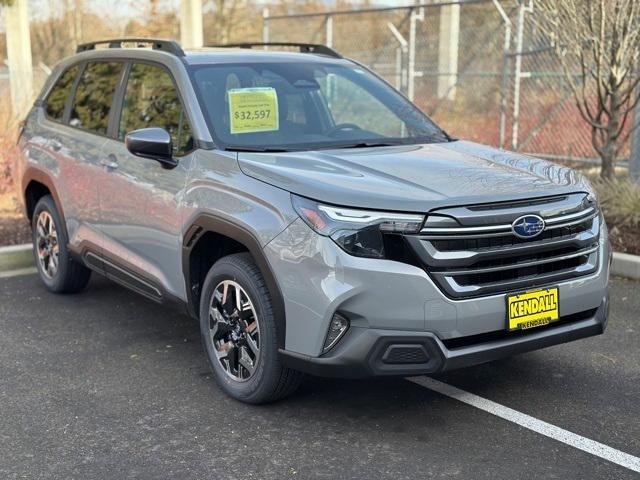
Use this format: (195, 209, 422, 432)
(536, 0, 640, 179)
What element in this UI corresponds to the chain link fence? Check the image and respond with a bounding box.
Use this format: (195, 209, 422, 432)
(264, 0, 634, 169)
(2, 0, 636, 170)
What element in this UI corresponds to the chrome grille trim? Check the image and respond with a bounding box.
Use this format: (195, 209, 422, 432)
(414, 221, 600, 268)
(420, 206, 596, 235)
(545, 206, 595, 224)
(440, 254, 598, 296)
(542, 211, 598, 230)
(433, 244, 599, 276)
(408, 195, 600, 298)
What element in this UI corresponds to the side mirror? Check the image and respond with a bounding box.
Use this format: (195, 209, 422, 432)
(125, 127, 177, 169)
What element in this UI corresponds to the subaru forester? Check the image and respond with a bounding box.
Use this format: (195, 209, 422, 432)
(17, 39, 610, 403)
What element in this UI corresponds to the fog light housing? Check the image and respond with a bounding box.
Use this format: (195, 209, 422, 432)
(322, 313, 349, 353)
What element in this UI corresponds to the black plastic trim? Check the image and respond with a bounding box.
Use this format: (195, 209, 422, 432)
(69, 240, 187, 313)
(77, 38, 185, 57)
(22, 168, 65, 223)
(210, 42, 342, 58)
(181, 213, 287, 349)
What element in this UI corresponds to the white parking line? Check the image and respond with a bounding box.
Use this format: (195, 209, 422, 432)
(408, 376, 640, 474)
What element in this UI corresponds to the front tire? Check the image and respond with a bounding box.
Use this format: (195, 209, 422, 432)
(32, 195, 91, 293)
(199, 253, 303, 404)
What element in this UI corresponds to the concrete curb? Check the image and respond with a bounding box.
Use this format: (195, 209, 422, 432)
(0, 244, 33, 272)
(1, 243, 640, 281)
(611, 252, 640, 281)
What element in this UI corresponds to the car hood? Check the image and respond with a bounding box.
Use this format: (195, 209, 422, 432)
(237, 140, 592, 212)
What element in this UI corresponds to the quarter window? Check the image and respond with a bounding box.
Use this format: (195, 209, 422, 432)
(119, 63, 193, 155)
(45, 65, 79, 121)
(69, 62, 123, 135)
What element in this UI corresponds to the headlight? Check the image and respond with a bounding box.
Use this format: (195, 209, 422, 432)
(291, 195, 425, 258)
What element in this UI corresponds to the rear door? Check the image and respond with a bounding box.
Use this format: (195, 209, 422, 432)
(98, 61, 194, 301)
(38, 61, 124, 257)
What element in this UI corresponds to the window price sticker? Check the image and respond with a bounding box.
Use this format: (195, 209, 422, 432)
(228, 87, 279, 134)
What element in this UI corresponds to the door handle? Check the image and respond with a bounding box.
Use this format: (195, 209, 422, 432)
(100, 154, 119, 170)
(50, 139, 62, 151)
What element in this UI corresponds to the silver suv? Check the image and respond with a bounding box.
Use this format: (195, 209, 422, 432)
(17, 39, 610, 403)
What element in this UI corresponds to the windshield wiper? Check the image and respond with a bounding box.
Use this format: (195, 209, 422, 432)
(224, 146, 290, 153)
(321, 141, 403, 150)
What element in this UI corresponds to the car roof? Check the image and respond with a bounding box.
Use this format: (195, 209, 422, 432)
(69, 40, 350, 67)
(182, 48, 350, 66)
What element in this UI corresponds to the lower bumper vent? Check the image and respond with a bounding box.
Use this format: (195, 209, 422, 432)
(382, 344, 430, 364)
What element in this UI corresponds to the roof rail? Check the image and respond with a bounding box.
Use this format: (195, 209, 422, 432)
(76, 38, 185, 57)
(210, 42, 342, 59)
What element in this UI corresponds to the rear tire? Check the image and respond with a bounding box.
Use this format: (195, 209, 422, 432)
(199, 253, 303, 404)
(32, 195, 91, 294)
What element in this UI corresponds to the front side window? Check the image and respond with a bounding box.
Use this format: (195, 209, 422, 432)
(190, 61, 448, 151)
(69, 62, 123, 134)
(119, 63, 193, 155)
(45, 65, 79, 121)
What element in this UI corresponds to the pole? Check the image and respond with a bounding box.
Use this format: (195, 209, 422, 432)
(6, 0, 34, 119)
(408, 7, 423, 101)
(180, 0, 203, 49)
(74, 0, 83, 45)
(492, 0, 512, 149)
(511, 0, 525, 150)
(325, 15, 333, 48)
(388, 22, 408, 94)
(631, 92, 640, 182)
(263, 8, 270, 44)
(436, 2, 460, 100)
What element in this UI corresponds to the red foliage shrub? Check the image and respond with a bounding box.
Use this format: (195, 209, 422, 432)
(0, 136, 19, 195)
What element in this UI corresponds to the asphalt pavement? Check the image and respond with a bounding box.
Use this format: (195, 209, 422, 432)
(0, 273, 638, 480)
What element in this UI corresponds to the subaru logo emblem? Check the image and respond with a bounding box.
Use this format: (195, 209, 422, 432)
(511, 214, 545, 239)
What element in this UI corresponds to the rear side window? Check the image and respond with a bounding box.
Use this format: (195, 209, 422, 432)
(45, 65, 79, 121)
(69, 62, 123, 135)
(119, 63, 193, 155)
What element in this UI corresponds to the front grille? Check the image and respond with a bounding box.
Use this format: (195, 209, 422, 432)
(406, 193, 601, 298)
(430, 220, 593, 252)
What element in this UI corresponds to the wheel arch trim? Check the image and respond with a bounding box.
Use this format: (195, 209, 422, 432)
(22, 167, 65, 225)
(181, 213, 287, 349)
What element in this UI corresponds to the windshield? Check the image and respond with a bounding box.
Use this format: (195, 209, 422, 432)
(190, 61, 449, 151)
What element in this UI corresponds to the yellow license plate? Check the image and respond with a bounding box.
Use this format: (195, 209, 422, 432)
(507, 287, 559, 331)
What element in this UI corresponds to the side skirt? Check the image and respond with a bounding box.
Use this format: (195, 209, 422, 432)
(70, 242, 189, 315)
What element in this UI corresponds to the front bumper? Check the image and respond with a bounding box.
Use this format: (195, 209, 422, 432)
(279, 295, 609, 378)
(264, 218, 610, 358)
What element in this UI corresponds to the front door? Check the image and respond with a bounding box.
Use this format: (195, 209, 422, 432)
(98, 62, 195, 301)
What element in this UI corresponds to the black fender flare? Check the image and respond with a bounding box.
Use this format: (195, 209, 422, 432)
(181, 213, 287, 349)
(22, 167, 65, 224)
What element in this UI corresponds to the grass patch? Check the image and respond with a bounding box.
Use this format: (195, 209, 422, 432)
(592, 179, 640, 229)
